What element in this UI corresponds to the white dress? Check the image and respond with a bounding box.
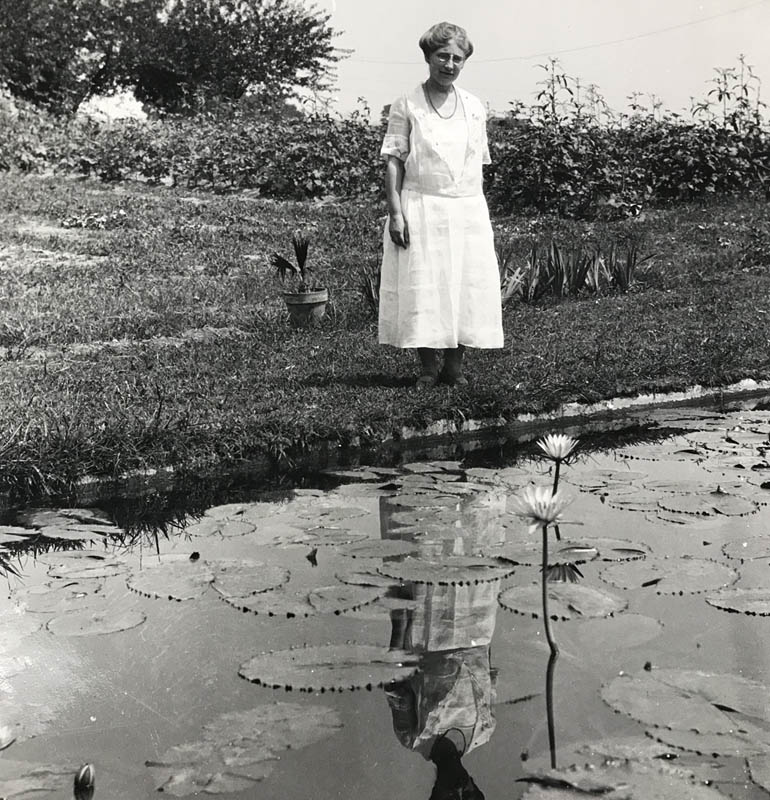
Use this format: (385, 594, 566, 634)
(378, 84, 504, 349)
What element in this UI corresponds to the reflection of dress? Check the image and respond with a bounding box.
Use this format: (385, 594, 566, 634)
(387, 603, 497, 760)
(379, 84, 504, 350)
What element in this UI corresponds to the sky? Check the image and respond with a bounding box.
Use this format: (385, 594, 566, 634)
(308, 0, 770, 119)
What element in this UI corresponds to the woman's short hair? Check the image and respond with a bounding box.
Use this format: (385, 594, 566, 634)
(419, 22, 474, 60)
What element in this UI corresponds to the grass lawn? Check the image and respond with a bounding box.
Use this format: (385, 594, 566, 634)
(1, 173, 769, 499)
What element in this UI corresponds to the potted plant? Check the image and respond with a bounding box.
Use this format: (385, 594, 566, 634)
(271, 233, 329, 328)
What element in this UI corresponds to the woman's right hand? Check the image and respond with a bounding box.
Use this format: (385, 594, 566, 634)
(389, 213, 409, 249)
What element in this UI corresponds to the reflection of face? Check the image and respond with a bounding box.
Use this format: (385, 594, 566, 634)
(427, 40, 466, 89)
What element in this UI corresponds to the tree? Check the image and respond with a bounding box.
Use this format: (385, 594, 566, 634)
(0, 0, 161, 114)
(0, 0, 342, 115)
(131, 0, 342, 113)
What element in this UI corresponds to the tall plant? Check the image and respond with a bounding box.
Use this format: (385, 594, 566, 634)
(510, 434, 578, 768)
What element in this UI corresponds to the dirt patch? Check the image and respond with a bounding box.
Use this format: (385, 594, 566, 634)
(0, 326, 250, 364)
(14, 219, 102, 244)
(0, 245, 107, 276)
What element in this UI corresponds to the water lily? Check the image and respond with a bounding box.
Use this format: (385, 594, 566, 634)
(537, 433, 578, 462)
(510, 485, 572, 532)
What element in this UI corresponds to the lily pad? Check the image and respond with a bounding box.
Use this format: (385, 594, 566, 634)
(146, 703, 342, 796)
(295, 505, 370, 523)
(0, 760, 72, 796)
(35, 526, 103, 542)
(307, 585, 385, 614)
(321, 467, 383, 482)
(218, 584, 381, 618)
(566, 537, 650, 562)
(657, 491, 757, 517)
(239, 643, 419, 691)
(525, 736, 729, 787)
(335, 568, 397, 588)
(219, 587, 316, 617)
(47, 607, 146, 636)
(495, 537, 648, 565)
(602, 668, 770, 738)
(377, 556, 515, 586)
(209, 560, 290, 597)
(600, 557, 737, 594)
(16, 507, 113, 528)
(41, 550, 128, 580)
(16, 580, 104, 614)
(554, 614, 664, 653)
(568, 468, 647, 489)
(183, 518, 255, 538)
(705, 587, 770, 615)
(498, 583, 627, 620)
(649, 727, 769, 757)
(722, 537, 770, 562)
(748, 754, 770, 795)
(0, 725, 15, 750)
(386, 494, 460, 510)
(653, 510, 727, 528)
(335, 539, 420, 559)
(520, 758, 730, 799)
(389, 509, 463, 527)
(488, 539, 604, 567)
(615, 443, 703, 462)
(286, 529, 369, 547)
(127, 555, 215, 601)
(604, 488, 662, 513)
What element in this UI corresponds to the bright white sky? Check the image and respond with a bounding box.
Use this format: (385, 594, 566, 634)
(309, 0, 770, 119)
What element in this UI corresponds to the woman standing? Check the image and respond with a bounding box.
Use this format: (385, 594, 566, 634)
(379, 21, 504, 387)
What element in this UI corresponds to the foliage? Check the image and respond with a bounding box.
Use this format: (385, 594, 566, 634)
(497, 237, 653, 302)
(2, 54, 770, 217)
(0, 0, 341, 116)
(272, 233, 318, 293)
(0, 0, 160, 115)
(126, 0, 342, 114)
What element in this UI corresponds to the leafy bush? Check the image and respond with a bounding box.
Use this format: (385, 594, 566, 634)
(2, 55, 770, 217)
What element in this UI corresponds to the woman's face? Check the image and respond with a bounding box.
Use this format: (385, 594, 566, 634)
(426, 39, 466, 89)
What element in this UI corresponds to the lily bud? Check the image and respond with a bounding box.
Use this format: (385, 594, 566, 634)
(74, 763, 95, 800)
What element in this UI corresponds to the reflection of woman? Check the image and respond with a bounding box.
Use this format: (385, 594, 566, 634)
(380, 488, 505, 800)
(379, 21, 504, 388)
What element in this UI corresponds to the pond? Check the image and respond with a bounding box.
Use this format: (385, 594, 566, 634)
(2, 399, 770, 799)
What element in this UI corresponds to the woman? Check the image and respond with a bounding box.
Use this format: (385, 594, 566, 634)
(379, 21, 504, 388)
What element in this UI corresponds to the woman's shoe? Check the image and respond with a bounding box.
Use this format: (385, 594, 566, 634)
(438, 369, 468, 387)
(415, 373, 438, 388)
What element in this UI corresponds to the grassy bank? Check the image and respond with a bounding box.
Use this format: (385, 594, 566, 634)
(1, 174, 769, 500)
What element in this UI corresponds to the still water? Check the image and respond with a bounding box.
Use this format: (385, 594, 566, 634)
(2, 402, 770, 798)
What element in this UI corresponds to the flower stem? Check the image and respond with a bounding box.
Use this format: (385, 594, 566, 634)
(541, 524, 559, 656)
(551, 462, 562, 541)
(546, 648, 559, 769)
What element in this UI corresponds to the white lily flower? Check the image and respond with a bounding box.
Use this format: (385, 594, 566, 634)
(510, 485, 572, 531)
(537, 433, 578, 462)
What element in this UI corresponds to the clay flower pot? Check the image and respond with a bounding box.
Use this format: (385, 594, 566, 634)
(282, 288, 329, 328)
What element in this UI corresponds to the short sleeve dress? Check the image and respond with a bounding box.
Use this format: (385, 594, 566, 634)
(379, 84, 504, 350)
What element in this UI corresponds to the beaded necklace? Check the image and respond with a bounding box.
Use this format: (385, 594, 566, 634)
(424, 83, 458, 119)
